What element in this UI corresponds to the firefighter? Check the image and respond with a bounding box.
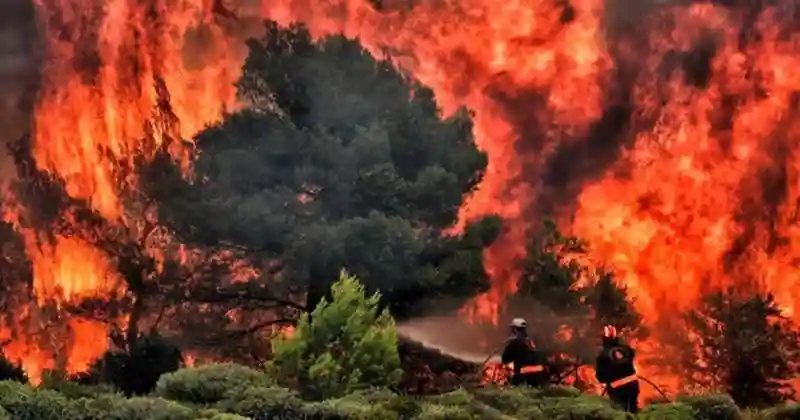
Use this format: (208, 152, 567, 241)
(595, 325, 639, 413)
(500, 318, 550, 387)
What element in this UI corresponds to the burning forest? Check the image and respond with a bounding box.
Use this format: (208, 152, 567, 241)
(0, 0, 799, 413)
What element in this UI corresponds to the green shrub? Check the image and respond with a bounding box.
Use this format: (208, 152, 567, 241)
(0, 381, 77, 420)
(195, 409, 250, 420)
(69, 393, 127, 420)
(155, 363, 273, 404)
(425, 388, 474, 406)
(0, 405, 8, 420)
(215, 386, 303, 419)
(760, 403, 800, 420)
(40, 371, 116, 399)
(70, 394, 198, 420)
(70, 393, 203, 420)
(197, 412, 250, 420)
(301, 399, 397, 420)
(639, 402, 695, 419)
(472, 386, 538, 415)
(538, 395, 626, 420)
(339, 389, 422, 419)
(414, 403, 478, 420)
(106, 397, 196, 420)
(679, 394, 742, 420)
(270, 270, 403, 400)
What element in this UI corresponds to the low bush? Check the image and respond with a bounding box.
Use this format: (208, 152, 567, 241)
(759, 403, 800, 420)
(0, 381, 77, 420)
(679, 394, 743, 420)
(214, 385, 303, 419)
(155, 363, 274, 405)
(301, 399, 398, 420)
(537, 395, 627, 420)
(1, 366, 797, 419)
(639, 402, 695, 419)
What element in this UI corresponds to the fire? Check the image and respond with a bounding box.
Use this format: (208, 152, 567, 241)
(0, 0, 249, 383)
(26, 235, 121, 305)
(1, 0, 798, 398)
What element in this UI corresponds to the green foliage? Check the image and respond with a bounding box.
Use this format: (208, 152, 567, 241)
(416, 403, 479, 420)
(537, 396, 627, 420)
(39, 370, 115, 399)
(97, 334, 184, 397)
(301, 399, 398, 420)
(270, 271, 402, 400)
(678, 394, 743, 420)
(155, 363, 274, 405)
(215, 386, 303, 419)
(638, 402, 695, 419)
(759, 403, 800, 420)
(681, 290, 800, 408)
(144, 21, 493, 330)
(0, 380, 77, 420)
(0, 375, 797, 419)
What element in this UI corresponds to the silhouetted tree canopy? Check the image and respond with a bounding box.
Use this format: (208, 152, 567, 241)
(680, 289, 800, 408)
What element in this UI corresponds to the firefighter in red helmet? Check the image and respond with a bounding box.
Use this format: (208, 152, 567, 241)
(595, 325, 639, 413)
(501, 318, 550, 387)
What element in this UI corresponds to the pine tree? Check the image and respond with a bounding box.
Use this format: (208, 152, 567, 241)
(269, 270, 403, 400)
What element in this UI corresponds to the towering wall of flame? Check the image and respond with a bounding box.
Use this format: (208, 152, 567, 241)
(5, 0, 800, 391)
(0, 0, 250, 382)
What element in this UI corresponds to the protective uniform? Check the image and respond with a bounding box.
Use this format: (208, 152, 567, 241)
(501, 318, 550, 387)
(595, 325, 639, 413)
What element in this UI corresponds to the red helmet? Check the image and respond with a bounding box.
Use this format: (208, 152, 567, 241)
(603, 325, 618, 339)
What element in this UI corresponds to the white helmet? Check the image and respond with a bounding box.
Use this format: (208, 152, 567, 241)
(510, 318, 527, 328)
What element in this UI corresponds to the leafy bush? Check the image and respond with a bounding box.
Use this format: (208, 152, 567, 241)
(72, 393, 201, 420)
(537, 395, 626, 420)
(679, 394, 743, 420)
(338, 388, 422, 419)
(105, 397, 197, 420)
(0, 381, 77, 420)
(472, 386, 546, 415)
(415, 403, 478, 420)
(269, 270, 403, 400)
(639, 402, 695, 419)
(39, 371, 115, 399)
(98, 334, 184, 396)
(196, 412, 250, 420)
(155, 363, 273, 405)
(760, 403, 800, 420)
(214, 385, 303, 419)
(301, 399, 398, 420)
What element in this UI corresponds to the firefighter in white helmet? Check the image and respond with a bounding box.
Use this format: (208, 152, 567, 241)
(501, 318, 550, 387)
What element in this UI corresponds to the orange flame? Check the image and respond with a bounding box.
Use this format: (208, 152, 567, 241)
(1, 0, 797, 395)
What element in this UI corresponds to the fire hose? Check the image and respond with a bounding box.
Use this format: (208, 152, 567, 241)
(477, 351, 672, 403)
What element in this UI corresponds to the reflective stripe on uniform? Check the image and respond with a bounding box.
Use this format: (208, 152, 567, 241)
(520, 365, 544, 374)
(609, 374, 637, 388)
